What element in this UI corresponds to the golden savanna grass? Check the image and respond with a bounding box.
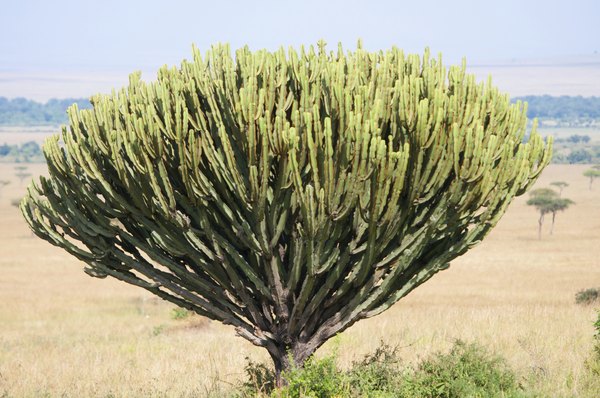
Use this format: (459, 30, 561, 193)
(0, 160, 599, 397)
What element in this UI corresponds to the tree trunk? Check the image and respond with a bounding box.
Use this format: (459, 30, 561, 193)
(538, 213, 544, 240)
(550, 212, 556, 235)
(268, 341, 316, 387)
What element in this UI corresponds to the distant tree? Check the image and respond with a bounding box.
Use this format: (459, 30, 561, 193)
(0, 143, 12, 156)
(568, 149, 592, 164)
(513, 95, 600, 121)
(18, 141, 42, 161)
(550, 181, 568, 196)
(584, 166, 600, 190)
(0, 180, 9, 198)
(547, 197, 574, 235)
(527, 188, 574, 239)
(14, 166, 32, 185)
(0, 97, 92, 126)
(0, 142, 44, 163)
(567, 135, 592, 144)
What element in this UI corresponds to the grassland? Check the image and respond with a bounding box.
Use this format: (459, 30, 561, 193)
(0, 161, 599, 397)
(537, 127, 600, 142)
(0, 127, 57, 146)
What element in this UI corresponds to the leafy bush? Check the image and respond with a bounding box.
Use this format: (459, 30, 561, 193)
(237, 340, 525, 398)
(580, 310, 600, 396)
(587, 310, 600, 371)
(238, 357, 277, 396)
(276, 354, 350, 398)
(346, 342, 404, 395)
(401, 340, 524, 398)
(238, 352, 349, 398)
(576, 288, 600, 305)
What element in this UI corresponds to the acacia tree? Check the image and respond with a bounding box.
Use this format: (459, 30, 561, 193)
(584, 165, 600, 190)
(20, 42, 552, 383)
(14, 166, 32, 185)
(550, 181, 568, 196)
(527, 188, 573, 238)
(0, 180, 9, 198)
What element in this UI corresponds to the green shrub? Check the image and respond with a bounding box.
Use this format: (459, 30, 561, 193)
(575, 288, 600, 305)
(275, 353, 350, 398)
(238, 357, 277, 397)
(237, 353, 350, 397)
(170, 307, 192, 320)
(400, 340, 524, 398)
(346, 342, 404, 396)
(585, 310, 600, 373)
(237, 340, 526, 398)
(580, 310, 600, 397)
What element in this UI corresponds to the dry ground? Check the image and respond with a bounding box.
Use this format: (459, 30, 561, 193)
(0, 162, 599, 397)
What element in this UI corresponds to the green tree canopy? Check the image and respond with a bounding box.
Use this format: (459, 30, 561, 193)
(21, 42, 552, 383)
(584, 166, 600, 190)
(527, 188, 573, 238)
(550, 181, 568, 195)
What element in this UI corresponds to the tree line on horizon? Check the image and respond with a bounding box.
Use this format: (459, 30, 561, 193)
(0, 95, 599, 126)
(512, 95, 600, 122)
(0, 97, 92, 126)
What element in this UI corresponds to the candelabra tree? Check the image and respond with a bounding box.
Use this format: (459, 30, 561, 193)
(21, 42, 552, 385)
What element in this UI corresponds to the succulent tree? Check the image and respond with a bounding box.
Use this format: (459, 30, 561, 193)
(527, 188, 573, 238)
(20, 42, 552, 383)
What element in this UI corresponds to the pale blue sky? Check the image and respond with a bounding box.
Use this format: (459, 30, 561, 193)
(2, 0, 598, 70)
(1, 0, 599, 99)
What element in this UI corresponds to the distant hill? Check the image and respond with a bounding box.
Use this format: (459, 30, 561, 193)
(0, 97, 91, 126)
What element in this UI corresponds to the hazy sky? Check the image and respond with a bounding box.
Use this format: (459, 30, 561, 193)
(2, 0, 599, 69)
(1, 0, 599, 99)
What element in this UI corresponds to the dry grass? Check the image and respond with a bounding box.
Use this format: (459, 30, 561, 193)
(0, 162, 599, 397)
